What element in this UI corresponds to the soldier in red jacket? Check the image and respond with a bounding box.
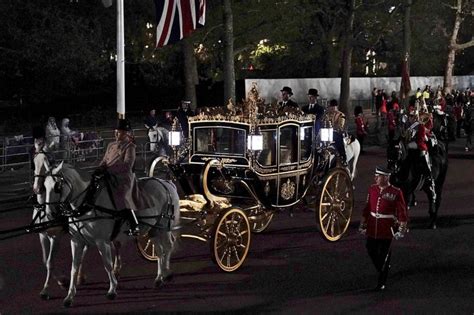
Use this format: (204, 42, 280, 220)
(359, 166, 408, 291)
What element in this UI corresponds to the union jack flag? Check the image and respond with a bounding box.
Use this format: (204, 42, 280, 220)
(154, 0, 206, 48)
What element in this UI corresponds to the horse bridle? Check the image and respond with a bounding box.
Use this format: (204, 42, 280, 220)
(44, 171, 82, 217)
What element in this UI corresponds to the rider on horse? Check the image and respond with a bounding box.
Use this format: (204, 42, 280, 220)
(406, 111, 437, 201)
(90, 119, 141, 236)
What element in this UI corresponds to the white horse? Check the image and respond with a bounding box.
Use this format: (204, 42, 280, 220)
(43, 161, 181, 307)
(33, 152, 122, 300)
(33, 150, 86, 299)
(343, 134, 361, 181)
(148, 126, 169, 155)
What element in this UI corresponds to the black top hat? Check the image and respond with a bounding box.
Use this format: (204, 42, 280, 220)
(329, 99, 338, 107)
(375, 165, 392, 176)
(116, 119, 132, 131)
(308, 88, 319, 97)
(32, 126, 46, 139)
(280, 86, 293, 96)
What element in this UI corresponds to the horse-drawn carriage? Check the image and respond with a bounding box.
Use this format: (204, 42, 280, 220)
(139, 84, 354, 272)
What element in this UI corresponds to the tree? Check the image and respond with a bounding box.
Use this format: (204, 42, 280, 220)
(223, 0, 235, 103)
(443, 0, 474, 93)
(339, 0, 356, 116)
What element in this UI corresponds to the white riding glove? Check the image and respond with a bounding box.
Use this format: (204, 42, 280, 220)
(393, 231, 404, 240)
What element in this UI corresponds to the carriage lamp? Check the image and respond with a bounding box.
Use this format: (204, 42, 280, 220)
(169, 130, 181, 146)
(320, 125, 333, 143)
(247, 134, 263, 151)
(169, 118, 182, 146)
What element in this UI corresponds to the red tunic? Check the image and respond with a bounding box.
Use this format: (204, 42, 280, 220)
(355, 115, 367, 136)
(416, 123, 428, 152)
(439, 97, 446, 112)
(363, 184, 408, 239)
(387, 111, 397, 132)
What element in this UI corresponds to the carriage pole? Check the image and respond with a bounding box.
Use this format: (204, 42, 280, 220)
(116, 0, 126, 119)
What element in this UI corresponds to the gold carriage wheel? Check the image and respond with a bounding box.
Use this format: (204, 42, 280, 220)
(136, 234, 159, 261)
(318, 168, 354, 242)
(211, 208, 251, 272)
(148, 156, 171, 179)
(250, 209, 274, 233)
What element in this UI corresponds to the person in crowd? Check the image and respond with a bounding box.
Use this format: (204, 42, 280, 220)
(434, 90, 446, 114)
(380, 90, 388, 124)
(30, 126, 53, 176)
(45, 117, 60, 151)
(323, 99, 347, 164)
(375, 89, 383, 118)
(464, 101, 474, 151)
(371, 87, 378, 114)
(278, 86, 298, 109)
(93, 119, 140, 236)
(422, 85, 430, 102)
(386, 105, 398, 147)
(354, 105, 368, 154)
(302, 88, 325, 137)
(415, 88, 422, 99)
(60, 118, 82, 146)
(176, 100, 195, 139)
(359, 166, 408, 291)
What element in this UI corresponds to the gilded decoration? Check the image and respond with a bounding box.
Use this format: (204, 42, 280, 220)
(280, 165, 297, 172)
(264, 181, 271, 196)
(201, 157, 238, 164)
(188, 83, 313, 127)
(280, 178, 296, 200)
(252, 163, 277, 174)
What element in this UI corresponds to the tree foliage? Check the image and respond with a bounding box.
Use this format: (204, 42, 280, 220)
(0, 0, 472, 115)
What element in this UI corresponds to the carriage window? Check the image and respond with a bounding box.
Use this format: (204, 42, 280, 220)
(256, 130, 276, 166)
(279, 126, 298, 164)
(300, 126, 312, 162)
(194, 128, 245, 155)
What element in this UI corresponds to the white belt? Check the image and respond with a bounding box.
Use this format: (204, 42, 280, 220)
(370, 212, 395, 219)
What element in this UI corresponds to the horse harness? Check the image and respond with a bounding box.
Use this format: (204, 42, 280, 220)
(44, 172, 179, 236)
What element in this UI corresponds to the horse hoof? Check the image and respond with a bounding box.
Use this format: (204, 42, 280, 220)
(429, 223, 437, 230)
(154, 278, 165, 288)
(164, 273, 173, 282)
(106, 292, 117, 300)
(63, 299, 73, 308)
(40, 292, 50, 300)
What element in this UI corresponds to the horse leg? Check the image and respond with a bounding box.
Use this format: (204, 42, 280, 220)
(408, 192, 417, 207)
(39, 233, 57, 299)
(63, 240, 86, 308)
(76, 245, 88, 285)
(96, 241, 118, 300)
(111, 241, 122, 278)
(425, 186, 437, 230)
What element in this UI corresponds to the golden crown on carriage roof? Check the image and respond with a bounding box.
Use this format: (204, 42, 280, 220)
(188, 83, 313, 125)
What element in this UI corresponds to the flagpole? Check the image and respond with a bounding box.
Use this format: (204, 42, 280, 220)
(117, 0, 125, 119)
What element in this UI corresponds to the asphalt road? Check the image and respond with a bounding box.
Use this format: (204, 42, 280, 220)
(0, 140, 473, 314)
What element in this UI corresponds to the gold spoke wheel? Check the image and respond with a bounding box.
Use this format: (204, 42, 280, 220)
(318, 168, 353, 241)
(211, 208, 251, 272)
(136, 234, 158, 261)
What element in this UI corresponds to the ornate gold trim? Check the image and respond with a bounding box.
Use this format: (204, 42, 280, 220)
(280, 178, 296, 200)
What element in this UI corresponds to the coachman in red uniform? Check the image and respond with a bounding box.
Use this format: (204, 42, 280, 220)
(359, 166, 408, 291)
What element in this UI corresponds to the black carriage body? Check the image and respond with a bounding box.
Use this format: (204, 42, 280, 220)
(175, 117, 315, 209)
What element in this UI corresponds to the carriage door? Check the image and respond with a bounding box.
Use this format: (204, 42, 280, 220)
(277, 124, 299, 205)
